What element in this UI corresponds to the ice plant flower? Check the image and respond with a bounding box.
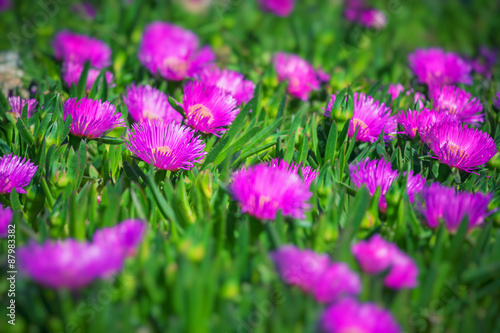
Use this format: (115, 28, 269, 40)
(431, 85, 484, 125)
(182, 81, 240, 136)
(138, 22, 215, 81)
(229, 163, 313, 220)
(270, 245, 361, 303)
(349, 158, 399, 210)
(313, 263, 362, 303)
(19, 239, 123, 289)
(53, 30, 111, 68)
(404, 171, 426, 203)
(325, 92, 396, 142)
(63, 97, 125, 139)
(0, 206, 13, 237)
(93, 220, 146, 257)
(470, 46, 497, 78)
(384, 248, 419, 289)
(270, 245, 330, 293)
(428, 122, 496, 172)
(8, 96, 38, 118)
(125, 120, 206, 171)
(0, 0, 11, 11)
(397, 108, 451, 142)
(272, 53, 320, 101)
(0, 154, 37, 194)
(196, 66, 255, 104)
(408, 48, 472, 89)
(62, 61, 114, 91)
(319, 298, 401, 333)
(419, 183, 494, 231)
(268, 158, 318, 187)
(123, 84, 183, 123)
(495, 92, 500, 109)
(351, 234, 395, 274)
(388, 83, 405, 100)
(258, 0, 295, 17)
(358, 8, 387, 29)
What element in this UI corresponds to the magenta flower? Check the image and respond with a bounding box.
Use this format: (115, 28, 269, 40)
(0, 154, 37, 194)
(0, 0, 11, 11)
(268, 158, 318, 187)
(270, 245, 361, 303)
(397, 108, 453, 142)
(469, 46, 497, 78)
(419, 183, 494, 231)
(272, 52, 320, 101)
(93, 219, 146, 257)
(0, 206, 13, 237)
(313, 263, 362, 303)
(388, 83, 405, 100)
(428, 122, 496, 172)
(123, 84, 183, 123)
(384, 248, 419, 289)
(8, 96, 38, 118)
(53, 31, 111, 69)
(349, 158, 399, 210)
(431, 85, 484, 125)
(19, 239, 122, 289)
(408, 48, 472, 89)
(63, 97, 125, 139)
(405, 171, 426, 203)
(316, 68, 331, 83)
(351, 234, 395, 274)
(319, 298, 401, 333)
(182, 81, 240, 136)
(258, 0, 295, 16)
(62, 61, 114, 91)
(229, 163, 313, 220)
(359, 8, 387, 29)
(196, 66, 255, 104)
(495, 92, 500, 109)
(125, 120, 206, 171)
(326, 92, 396, 142)
(270, 245, 330, 293)
(414, 91, 426, 109)
(138, 22, 215, 81)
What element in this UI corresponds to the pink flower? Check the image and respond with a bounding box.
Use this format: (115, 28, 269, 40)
(431, 85, 484, 125)
(384, 248, 419, 289)
(62, 61, 114, 91)
(272, 52, 320, 101)
(53, 30, 111, 69)
(138, 22, 215, 81)
(8, 96, 38, 118)
(196, 66, 255, 104)
(351, 234, 395, 274)
(258, 0, 295, 17)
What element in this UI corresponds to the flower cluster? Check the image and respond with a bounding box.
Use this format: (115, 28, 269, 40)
(344, 0, 387, 29)
(397, 107, 451, 142)
(19, 220, 145, 289)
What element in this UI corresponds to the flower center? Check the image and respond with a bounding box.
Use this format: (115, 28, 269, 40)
(447, 142, 469, 161)
(152, 146, 172, 156)
(352, 118, 369, 132)
(163, 57, 189, 78)
(143, 110, 161, 120)
(188, 104, 213, 124)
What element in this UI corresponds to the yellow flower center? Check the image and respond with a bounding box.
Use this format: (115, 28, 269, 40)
(143, 110, 161, 120)
(352, 118, 369, 132)
(188, 104, 214, 124)
(152, 146, 173, 156)
(163, 57, 189, 78)
(447, 142, 469, 162)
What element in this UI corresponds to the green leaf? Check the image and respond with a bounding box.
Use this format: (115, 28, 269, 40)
(76, 61, 91, 99)
(168, 96, 186, 118)
(67, 140, 87, 191)
(324, 120, 338, 165)
(200, 135, 232, 170)
(16, 117, 35, 146)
